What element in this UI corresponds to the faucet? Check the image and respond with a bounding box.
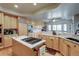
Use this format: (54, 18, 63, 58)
(75, 30, 79, 35)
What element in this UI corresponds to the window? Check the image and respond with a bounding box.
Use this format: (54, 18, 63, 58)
(63, 24, 67, 31)
(53, 25, 56, 30)
(52, 24, 67, 32)
(48, 25, 51, 30)
(57, 25, 62, 31)
(53, 25, 62, 31)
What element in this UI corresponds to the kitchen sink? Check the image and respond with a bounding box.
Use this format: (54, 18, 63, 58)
(66, 37, 79, 42)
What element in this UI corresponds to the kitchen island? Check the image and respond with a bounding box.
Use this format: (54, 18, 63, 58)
(11, 36, 45, 56)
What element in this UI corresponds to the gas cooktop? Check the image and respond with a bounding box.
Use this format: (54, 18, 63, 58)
(21, 37, 42, 44)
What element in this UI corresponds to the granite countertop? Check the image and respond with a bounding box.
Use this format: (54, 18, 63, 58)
(42, 32, 79, 45)
(11, 36, 45, 49)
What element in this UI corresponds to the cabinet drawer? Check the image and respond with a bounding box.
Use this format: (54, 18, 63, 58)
(4, 36, 12, 47)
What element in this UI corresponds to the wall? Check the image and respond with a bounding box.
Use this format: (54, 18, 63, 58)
(26, 19, 44, 29)
(74, 15, 79, 33)
(18, 17, 28, 35)
(47, 18, 73, 34)
(18, 17, 44, 35)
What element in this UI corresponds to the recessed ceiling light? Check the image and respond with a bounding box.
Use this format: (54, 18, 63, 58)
(33, 3, 37, 6)
(14, 5, 18, 8)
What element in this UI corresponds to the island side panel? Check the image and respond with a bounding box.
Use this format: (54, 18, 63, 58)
(12, 39, 35, 56)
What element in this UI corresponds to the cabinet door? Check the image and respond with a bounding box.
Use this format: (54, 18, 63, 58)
(0, 13, 2, 24)
(8, 16, 11, 28)
(74, 45, 79, 56)
(4, 15, 10, 28)
(53, 37, 59, 51)
(46, 36, 53, 49)
(41, 35, 47, 44)
(64, 40, 75, 56)
(59, 38, 64, 54)
(18, 23, 27, 35)
(4, 16, 7, 28)
(71, 44, 79, 56)
(58, 39, 69, 56)
(11, 17, 17, 28)
(0, 13, 4, 24)
(4, 36, 12, 47)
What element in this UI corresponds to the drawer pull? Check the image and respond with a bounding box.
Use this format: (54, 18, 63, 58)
(67, 44, 70, 47)
(74, 45, 76, 47)
(50, 39, 53, 40)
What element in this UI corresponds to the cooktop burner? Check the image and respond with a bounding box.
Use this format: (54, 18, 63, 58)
(22, 37, 41, 44)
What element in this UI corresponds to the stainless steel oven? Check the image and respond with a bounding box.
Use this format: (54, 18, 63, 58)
(0, 37, 2, 46)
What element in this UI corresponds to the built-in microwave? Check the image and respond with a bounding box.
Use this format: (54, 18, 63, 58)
(0, 38, 2, 46)
(0, 29, 2, 33)
(4, 29, 17, 35)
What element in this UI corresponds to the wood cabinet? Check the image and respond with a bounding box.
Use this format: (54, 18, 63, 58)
(0, 13, 4, 24)
(4, 15, 10, 28)
(45, 36, 53, 49)
(59, 38, 78, 56)
(41, 35, 59, 50)
(11, 17, 17, 28)
(12, 39, 46, 56)
(56, 37, 79, 56)
(18, 23, 27, 35)
(41, 35, 53, 48)
(64, 40, 75, 56)
(4, 15, 17, 29)
(73, 44, 79, 56)
(12, 39, 35, 56)
(59, 38, 66, 55)
(53, 36, 59, 51)
(0, 13, 2, 24)
(4, 36, 12, 47)
(41, 34, 79, 56)
(64, 40, 79, 56)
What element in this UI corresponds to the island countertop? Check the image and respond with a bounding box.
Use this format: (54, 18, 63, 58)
(11, 36, 45, 49)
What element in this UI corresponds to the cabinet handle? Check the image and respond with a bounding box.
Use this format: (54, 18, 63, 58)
(74, 45, 76, 47)
(50, 39, 53, 40)
(67, 44, 70, 47)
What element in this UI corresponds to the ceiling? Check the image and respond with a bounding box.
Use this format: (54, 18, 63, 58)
(1, 3, 79, 22)
(35, 3, 79, 22)
(0, 3, 59, 15)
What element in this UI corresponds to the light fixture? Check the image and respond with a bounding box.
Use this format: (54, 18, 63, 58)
(33, 3, 37, 6)
(14, 4, 18, 8)
(53, 20, 56, 22)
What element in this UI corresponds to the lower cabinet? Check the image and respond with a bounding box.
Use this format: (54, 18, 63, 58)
(73, 45, 79, 56)
(53, 36, 59, 51)
(41, 35, 79, 56)
(4, 36, 12, 47)
(42, 35, 59, 50)
(45, 36, 53, 49)
(59, 38, 65, 55)
(64, 40, 79, 56)
(64, 40, 73, 56)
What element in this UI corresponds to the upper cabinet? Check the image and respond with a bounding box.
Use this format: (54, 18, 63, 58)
(4, 14, 18, 29)
(11, 17, 17, 28)
(18, 18, 28, 35)
(0, 13, 4, 24)
(4, 15, 10, 28)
